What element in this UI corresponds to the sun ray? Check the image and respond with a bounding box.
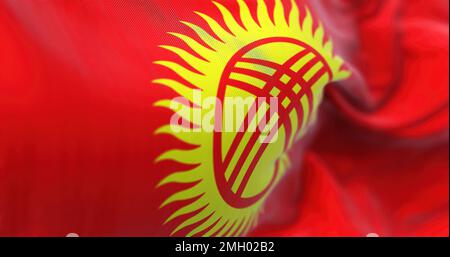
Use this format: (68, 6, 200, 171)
(221, 221, 237, 237)
(226, 216, 246, 237)
(256, 0, 273, 28)
(194, 11, 234, 43)
(168, 32, 215, 60)
(165, 200, 209, 224)
(301, 7, 313, 41)
(154, 60, 205, 87)
(216, 219, 234, 237)
(172, 208, 214, 235)
(157, 168, 203, 188)
(212, 1, 246, 36)
(204, 218, 226, 237)
(273, 0, 288, 28)
(313, 23, 325, 47)
(186, 212, 219, 237)
(323, 40, 333, 56)
(289, 0, 300, 31)
(155, 148, 203, 164)
(234, 215, 251, 236)
(158, 45, 209, 73)
(153, 99, 174, 110)
(251, 212, 259, 228)
(242, 215, 256, 235)
(181, 21, 223, 51)
(160, 185, 204, 208)
(194, 216, 223, 237)
(237, 0, 259, 31)
(155, 125, 203, 146)
(153, 78, 202, 101)
(154, 105, 197, 127)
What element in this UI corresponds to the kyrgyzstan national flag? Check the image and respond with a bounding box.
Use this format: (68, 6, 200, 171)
(0, 0, 448, 237)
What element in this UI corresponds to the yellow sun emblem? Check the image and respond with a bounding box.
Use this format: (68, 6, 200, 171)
(153, 0, 350, 237)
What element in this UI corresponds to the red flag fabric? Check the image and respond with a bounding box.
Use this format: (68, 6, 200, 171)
(0, 0, 448, 237)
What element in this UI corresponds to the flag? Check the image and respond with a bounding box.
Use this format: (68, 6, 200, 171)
(0, 0, 448, 236)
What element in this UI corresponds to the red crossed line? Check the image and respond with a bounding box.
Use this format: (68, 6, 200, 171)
(226, 53, 330, 197)
(213, 37, 333, 208)
(224, 50, 308, 184)
(221, 49, 311, 172)
(241, 56, 329, 140)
